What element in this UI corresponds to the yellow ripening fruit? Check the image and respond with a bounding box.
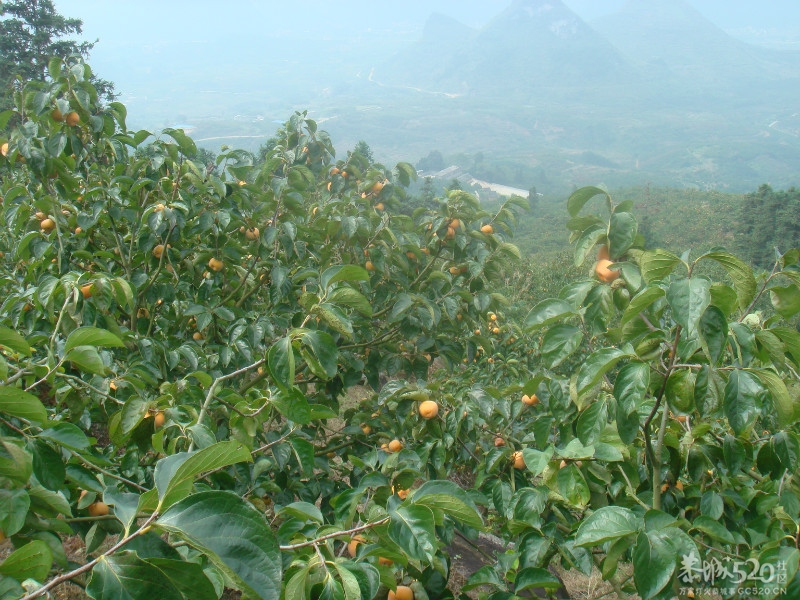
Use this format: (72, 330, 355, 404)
(192, 332, 203, 341)
(245, 227, 260, 240)
(449, 218, 461, 229)
(449, 266, 460, 275)
(597, 244, 610, 261)
(445, 226, 456, 239)
(388, 586, 413, 600)
(365, 260, 376, 271)
(595, 259, 619, 283)
(419, 400, 438, 419)
(154, 412, 165, 429)
(522, 393, 539, 406)
(347, 535, 364, 557)
(388, 439, 403, 453)
(481, 224, 493, 234)
(0, 142, 8, 157)
(65, 111, 80, 126)
(374, 202, 385, 211)
(87, 501, 109, 516)
(153, 244, 165, 259)
(40, 218, 56, 233)
(80, 284, 93, 299)
(494, 436, 505, 447)
(52, 108, 65, 122)
(378, 556, 393, 566)
(371, 180, 385, 194)
(361, 424, 372, 435)
(512, 451, 525, 469)
(208, 257, 224, 272)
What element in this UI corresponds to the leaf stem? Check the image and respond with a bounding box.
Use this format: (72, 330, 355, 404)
(278, 516, 391, 551)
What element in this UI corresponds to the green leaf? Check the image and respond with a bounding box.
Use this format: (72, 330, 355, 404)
(639, 249, 681, 283)
(750, 369, 796, 428)
(163, 127, 197, 157)
(64, 345, 107, 375)
(724, 370, 766, 435)
(575, 506, 641, 547)
(0, 326, 32, 356)
(0, 540, 52, 582)
(621, 287, 665, 327)
(691, 515, 736, 544)
(608, 211, 638, 259)
(462, 565, 504, 591)
(411, 480, 484, 529)
(278, 501, 323, 524)
(299, 330, 339, 379)
(267, 336, 295, 391)
(0, 386, 48, 425)
(525, 299, 575, 331)
(577, 399, 607, 446)
(0, 489, 30, 537)
(699, 305, 728, 365)
(120, 397, 149, 436)
(515, 567, 563, 594)
(667, 278, 711, 338)
(157, 491, 281, 600)
(328, 287, 373, 317)
(573, 225, 605, 267)
(388, 504, 437, 562)
(321, 265, 370, 290)
(146, 558, 218, 600)
(271, 388, 311, 424)
(567, 186, 610, 218)
(86, 552, 183, 600)
(614, 361, 649, 445)
(65, 327, 124, 352)
(770, 284, 800, 318)
(155, 441, 252, 510)
(540, 325, 583, 369)
(346, 563, 380, 600)
(557, 465, 590, 508)
(633, 531, 676, 599)
(314, 303, 354, 338)
(38, 422, 90, 451)
(521, 447, 554, 477)
(576, 347, 630, 396)
(700, 251, 757, 312)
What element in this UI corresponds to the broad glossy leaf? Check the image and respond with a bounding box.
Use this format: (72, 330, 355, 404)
(156, 441, 251, 510)
(576, 347, 630, 396)
(577, 399, 607, 446)
(64, 345, 107, 375)
(157, 491, 281, 600)
(0, 386, 47, 425)
(573, 225, 605, 267)
(524, 299, 575, 331)
(320, 265, 370, 290)
(608, 211, 637, 259)
(38, 421, 90, 451)
(751, 369, 796, 427)
(314, 303, 354, 338)
(388, 504, 437, 562)
(147, 558, 218, 600)
(691, 515, 736, 544)
(575, 506, 641, 547)
(700, 251, 756, 312)
(567, 186, 610, 218)
(299, 330, 339, 379)
(724, 370, 766, 435)
(540, 324, 583, 369)
(770, 284, 800, 318)
(699, 305, 728, 365)
(515, 567, 563, 594)
(65, 327, 124, 352)
(0, 325, 31, 356)
(667, 278, 711, 338)
(521, 447, 554, 478)
(411, 480, 483, 529)
(557, 465, 590, 508)
(462, 565, 504, 591)
(0, 489, 30, 536)
(614, 361, 649, 443)
(0, 540, 52, 582)
(328, 287, 372, 317)
(639, 249, 681, 283)
(267, 336, 295, 390)
(621, 286, 665, 327)
(87, 552, 183, 600)
(632, 531, 676, 599)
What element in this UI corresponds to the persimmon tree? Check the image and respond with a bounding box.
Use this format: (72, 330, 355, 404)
(2, 58, 800, 600)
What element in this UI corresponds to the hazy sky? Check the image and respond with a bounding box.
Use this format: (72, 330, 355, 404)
(54, 0, 800, 42)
